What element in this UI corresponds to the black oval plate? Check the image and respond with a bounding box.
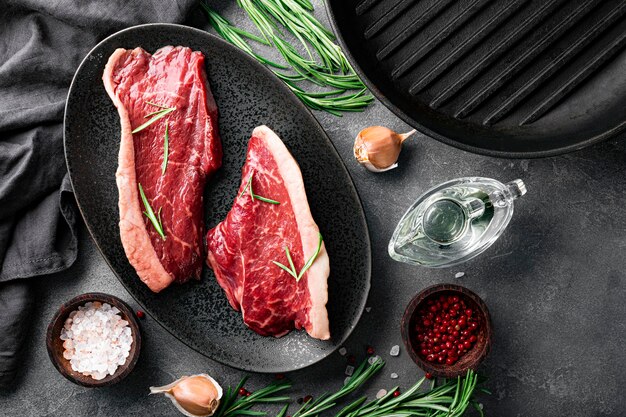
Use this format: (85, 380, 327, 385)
(64, 24, 371, 373)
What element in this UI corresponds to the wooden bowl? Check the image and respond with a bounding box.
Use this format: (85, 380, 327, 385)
(401, 284, 492, 378)
(46, 292, 141, 387)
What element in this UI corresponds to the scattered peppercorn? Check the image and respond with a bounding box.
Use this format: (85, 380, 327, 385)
(136, 310, 145, 319)
(238, 388, 247, 396)
(425, 372, 433, 380)
(275, 373, 285, 380)
(366, 346, 375, 355)
(393, 390, 401, 397)
(303, 395, 313, 403)
(246, 392, 252, 397)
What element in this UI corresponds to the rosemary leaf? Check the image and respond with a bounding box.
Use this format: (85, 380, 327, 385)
(285, 246, 297, 276)
(229, 410, 266, 416)
(240, 171, 281, 204)
(297, 233, 323, 280)
(138, 183, 165, 240)
(275, 405, 289, 417)
(162, 122, 169, 175)
(221, 381, 291, 417)
(254, 195, 280, 205)
(272, 259, 298, 280)
(240, 174, 253, 198)
(247, 173, 256, 202)
(132, 107, 175, 134)
(336, 396, 368, 417)
(144, 108, 170, 119)
(145, 101, 171, 109)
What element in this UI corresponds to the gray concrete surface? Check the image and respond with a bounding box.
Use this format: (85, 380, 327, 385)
(2, 2, 626, 416)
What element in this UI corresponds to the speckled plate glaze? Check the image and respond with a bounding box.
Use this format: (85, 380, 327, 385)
(64, 24, 371, 373)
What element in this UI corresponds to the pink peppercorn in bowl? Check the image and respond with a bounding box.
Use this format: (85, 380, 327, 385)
(46, 292, 141, 387)
(401, 284, 492, 378)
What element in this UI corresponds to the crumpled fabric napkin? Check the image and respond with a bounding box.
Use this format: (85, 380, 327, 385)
(0, 0, 198, 389)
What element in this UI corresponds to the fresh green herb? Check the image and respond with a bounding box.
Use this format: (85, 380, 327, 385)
(201, 2, 287, 69)
(273, 233, 323, 281)
(162, 122, 169, 175)
(273, 246, 299, 280)
(201, 1, 374, 115)
(145, 101, 172, 109)
(240, 174, 253, 198)
(132, 105, 175, 134)
(253, 194, 281, 204)
(144, 101, 174, 118)
(212, 358, 486, 417)
(240, 172, 280, 204)
(340, 371, 482, 417)
(215, 377, 291, 417)
(291, 357, 385, 417)
(138, 183, 166, 240)
(296, 232, 323, 280)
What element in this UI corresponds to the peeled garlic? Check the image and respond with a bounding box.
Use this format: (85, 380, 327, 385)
(150, 374, 223, 417)
(353, 126, 416, 172)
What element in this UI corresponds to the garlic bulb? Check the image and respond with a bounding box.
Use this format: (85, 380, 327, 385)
(150, 374, 223, 417)
(353, 126, 416, 172)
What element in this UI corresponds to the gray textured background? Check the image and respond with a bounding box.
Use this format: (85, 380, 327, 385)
(2, 1, 626, 416)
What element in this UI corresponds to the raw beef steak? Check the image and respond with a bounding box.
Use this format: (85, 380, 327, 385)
(206, 126, 330, 340)
(103, 46, 222, 292)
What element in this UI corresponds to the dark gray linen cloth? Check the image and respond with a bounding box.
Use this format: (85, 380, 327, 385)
(0, 0, 197, 388)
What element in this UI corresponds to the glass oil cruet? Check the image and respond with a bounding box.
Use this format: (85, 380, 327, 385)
(388, 177, 526, 267)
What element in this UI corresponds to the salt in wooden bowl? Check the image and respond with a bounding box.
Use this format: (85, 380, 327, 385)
(46, 292, 141, 387)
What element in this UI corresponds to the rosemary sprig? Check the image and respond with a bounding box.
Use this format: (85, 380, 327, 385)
(132, 106, 175, 134)
(145, 101, 172, 109)
(215, 377, 291, 417)
(201, 1, 374, 115)
(273, 246, 298, 279)
(344, 371, 481, 417)
(213, 359, 486, 417)
(144, 101, 173, 118)
(273, 233, 323, 281)
(201, 2, 287, 69)
(240, 172, 280, 204)
(292, 358, 385, 417)
(138, 183, 165, 240)
(162, 122, 169, 175)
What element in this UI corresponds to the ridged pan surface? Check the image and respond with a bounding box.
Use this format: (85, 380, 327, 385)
(327, 0, 626, 157)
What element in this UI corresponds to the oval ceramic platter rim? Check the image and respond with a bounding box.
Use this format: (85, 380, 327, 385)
(64, 23, 371, 372)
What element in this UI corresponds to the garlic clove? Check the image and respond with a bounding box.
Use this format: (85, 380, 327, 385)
(359, 161, 399, 173)
(150, 374, 223, 417)
(354, 126, 416, 172)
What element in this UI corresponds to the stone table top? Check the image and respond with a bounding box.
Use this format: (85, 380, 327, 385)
(2, 2, 625, 416)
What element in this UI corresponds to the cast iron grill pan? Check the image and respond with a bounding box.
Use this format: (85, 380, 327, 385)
(326, 0, 626, 157)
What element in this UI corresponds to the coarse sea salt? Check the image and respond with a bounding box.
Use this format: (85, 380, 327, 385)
(59, 301, 133, 381)
(389, 345, 400, 356)
(368, 355, 380, 365)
